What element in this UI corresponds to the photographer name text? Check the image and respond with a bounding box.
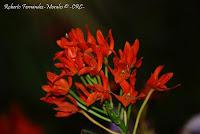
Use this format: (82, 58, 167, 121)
(4, 3, 85, 10)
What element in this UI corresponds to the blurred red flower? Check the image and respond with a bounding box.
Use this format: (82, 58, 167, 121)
(0, 106, 44, 134)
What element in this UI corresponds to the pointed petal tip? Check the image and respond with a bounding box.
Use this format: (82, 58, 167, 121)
(47, 71, 56, 77)
(108, 29, 112, 35)
(158, 64, 165, 68)
(154, 65, 165, 73)
(134, 39, 139, 45)
(125, 41, 130, 46)
(56, 40, 61, 45)
(168, 72, 174, 77)
(96, 29, 102, 35)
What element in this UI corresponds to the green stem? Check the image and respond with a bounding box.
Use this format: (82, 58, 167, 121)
(127, 105, 132, 123)
(117, 89, 123, 114)
(70, 90, 85, 104)
(96, 75, 102, 85)
(110, 97, 114, 108)
(79, 77, 107, 115)
(69, 90, 106, 115)
(104, 101, 127, 133)
(104, 58, 113, 108)
(93, 77, 98, 84)
(104, 58, 109, 78)
(120, 107, 124, 120)
(80, 76, 87, 86)
(77, 101, 111, 122)
(132, 89, 155, 134)
(79, 110, 119, 134)
(85, 76, 93, 85)
(105, 64, 108, 78)
(124, 110, 127, 126)
(86, 74, 97, 84)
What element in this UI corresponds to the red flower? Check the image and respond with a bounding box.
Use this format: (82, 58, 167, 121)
(75, 71, 110, 106)
(54, 57, 78, 76)
(78, 48, 103, 76)
(53, 28, 87, 76)
(56, 37, 77, 49)
(41, 96, 79, 117)
(113, 70, 138, 107)
(119, 40, 141, 68)
(96, 29, 114, 57)
(75, 82, 90, 102)
(139, 65, 180, 98)
(110, 39, 142, 83)
(114, 86, 137, 107)
(54, 96, 79, 117)
(41, 72, 72, 96)
(109, 58, 130, 84)
(54, 36, 85, 76)
(86, 26, 114, 57)
(68, 28, 89, 50)
(78, 28, 114, 75)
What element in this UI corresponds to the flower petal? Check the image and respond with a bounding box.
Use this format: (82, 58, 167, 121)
(86, 26, 96, 45)
(75, 82, 90, 97)
(108, 29, 114, 55)
(86, 92, 101, 106)
(147, 65, 164, 84)
(100, 71, 109, 91)
(47, 72, 58, 83)
(158, 72, 173, 85)
(119, 80, 130, 93)
(42, 85, 52, 93)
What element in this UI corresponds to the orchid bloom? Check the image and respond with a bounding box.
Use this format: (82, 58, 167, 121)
(78, 47, 103, 76)
(119, 40, 141, 68)
(41, 96, 79, 117)
(110, 39, 142, 83)
(113, 70, 138, 107)
(41, 72, 72, 96)
(139, 65, 179, 98)
(97, 29, 114, 57)
(86, 26, 114, 57)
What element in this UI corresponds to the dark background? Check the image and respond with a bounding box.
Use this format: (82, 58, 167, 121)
(1, 0, 199, 134)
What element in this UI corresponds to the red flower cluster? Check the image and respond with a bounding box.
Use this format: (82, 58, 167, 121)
(54, 27, 114, 76)
(41, 27, 179, 118)
(41, 27, 114, 117)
